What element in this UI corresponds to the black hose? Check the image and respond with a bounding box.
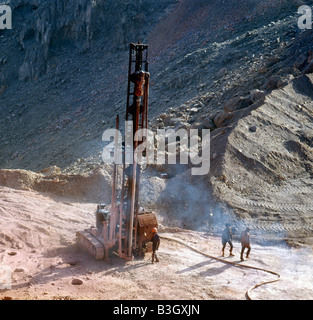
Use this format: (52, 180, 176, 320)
(160, 236, 280, 300)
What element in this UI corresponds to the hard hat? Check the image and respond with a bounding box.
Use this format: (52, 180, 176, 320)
(152, 227, 158, 233)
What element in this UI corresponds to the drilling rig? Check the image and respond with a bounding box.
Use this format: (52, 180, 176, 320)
(76, 42, 158, 261)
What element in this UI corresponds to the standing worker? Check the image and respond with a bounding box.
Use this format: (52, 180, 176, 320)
(151, 227, 160, 263)
(240, 227, 251, 261)
(221, 223, 234, 257)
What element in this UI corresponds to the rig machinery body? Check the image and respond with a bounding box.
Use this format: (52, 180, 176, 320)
(76, 42, 158, 261)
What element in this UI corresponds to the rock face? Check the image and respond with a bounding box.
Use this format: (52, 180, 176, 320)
(0, 0, 312, 240)
(15, 0, 93, 81)
(209, 74, 313, 235)
(0, 0, 179, 171)
(0, 166, 113, 202)
(9, 0, 176, 82)
(0, 0, 307, 174)
(154, 73, 313, 245)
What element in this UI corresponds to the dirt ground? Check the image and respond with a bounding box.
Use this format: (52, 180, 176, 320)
(0, 186, 312, 301)
(1, 0, 313, 302)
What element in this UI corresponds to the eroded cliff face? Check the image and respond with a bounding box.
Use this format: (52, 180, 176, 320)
(5, 0, 175, 83)
(0, 0, 178, 171)
(5, 0, 92, 83)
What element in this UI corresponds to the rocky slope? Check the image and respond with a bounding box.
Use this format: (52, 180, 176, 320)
(0, 0, 313, 245)
(1, 0, 313, 301)
(0, 0, 309, 171)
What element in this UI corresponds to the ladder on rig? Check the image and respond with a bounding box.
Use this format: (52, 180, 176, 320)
(115, 42, 150, 260)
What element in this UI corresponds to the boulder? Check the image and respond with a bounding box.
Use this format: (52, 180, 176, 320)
(303, 61, 313, 74)
(202, 118, 215, 130)
(265, 75, 284, 90)
(223, 96, 252, 113)
(214, 112, 235, 128)
(264, 56, 280, 68)
(71, 278, 83, 285)
(293, 53, 308, 70)
(216, 67, 228, 77)
(37, 166, 62, 176)
(249, 89, 266, 103)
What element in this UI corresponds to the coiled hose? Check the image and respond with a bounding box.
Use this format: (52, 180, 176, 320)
(160, 236, 280, 300)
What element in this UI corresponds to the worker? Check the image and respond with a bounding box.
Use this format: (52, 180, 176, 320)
(221, 223, 234, 257)
(151, 227, 160, 263)
(240, 227, 251, 261)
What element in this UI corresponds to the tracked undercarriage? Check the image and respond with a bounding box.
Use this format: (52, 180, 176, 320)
(76, 230, 105, 260)
(76, 209, 158, 260)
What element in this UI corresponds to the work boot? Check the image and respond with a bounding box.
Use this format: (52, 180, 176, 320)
(240, 256, 244, 261)
(229, 251, 235, 257)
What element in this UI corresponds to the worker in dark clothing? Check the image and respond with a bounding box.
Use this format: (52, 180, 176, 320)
(222, 223, 234, 257)
(240, 227, 251, 261)
(151, 227, 160, 263)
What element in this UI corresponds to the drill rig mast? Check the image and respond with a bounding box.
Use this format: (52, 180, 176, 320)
(76, 42, 157, 261)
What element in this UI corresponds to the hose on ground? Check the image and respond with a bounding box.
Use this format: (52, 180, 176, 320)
(160, 236, 280, 300)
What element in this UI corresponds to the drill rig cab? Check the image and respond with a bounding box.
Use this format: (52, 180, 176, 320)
(76, 42, 158, 261)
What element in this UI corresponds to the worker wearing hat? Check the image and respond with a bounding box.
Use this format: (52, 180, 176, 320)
(151, 227, 160, 263)
(221, 223, 234, 257)
(240, 227, 251, 261)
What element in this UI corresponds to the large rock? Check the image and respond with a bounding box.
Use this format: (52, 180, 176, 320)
(249, 89, 266, 103)
(14, 0, 94, 81)
(214, 112, 235, 128)
(303, 61, 313, 74)
(264, 75, 285, 90)
(37, 166, 62, 176)
(12, 0, 171, 82)
(202, 118, 215, 130)
(223, 96, 252, 113)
